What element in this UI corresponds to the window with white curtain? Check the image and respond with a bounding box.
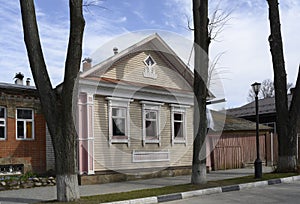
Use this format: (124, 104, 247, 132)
(106, 97, 133, 146)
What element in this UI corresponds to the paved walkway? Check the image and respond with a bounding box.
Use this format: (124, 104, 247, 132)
(0, 167, 273, 204)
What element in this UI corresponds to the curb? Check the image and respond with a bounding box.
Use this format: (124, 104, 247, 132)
(104, 175, 300, 204)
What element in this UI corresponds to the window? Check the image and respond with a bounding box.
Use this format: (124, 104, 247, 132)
(106, 97, 133, 146)
(143, 55, 157, 79)
(144, 55, 156, 67)
(174, 113, 184, 138)
(170, 104, 189, 145)
(145, 110, 158, 139)
(0, 107, 6, 140)
(16, 109, 34, 140)
(141, 101, 164, 146)
(112, 107, 126, 137)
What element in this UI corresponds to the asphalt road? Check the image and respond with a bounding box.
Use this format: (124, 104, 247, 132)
(167, 181, 300, 204)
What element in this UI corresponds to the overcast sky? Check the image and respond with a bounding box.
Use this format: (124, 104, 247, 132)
(0, 0, 299, 108)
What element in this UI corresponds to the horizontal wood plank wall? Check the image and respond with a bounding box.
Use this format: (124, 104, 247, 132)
(93, 95, 194, 173)
(97, 51, 191, 91)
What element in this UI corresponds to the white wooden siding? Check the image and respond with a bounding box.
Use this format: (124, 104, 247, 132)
(93, 96, 194, 172)
(96, 51, 191, 92)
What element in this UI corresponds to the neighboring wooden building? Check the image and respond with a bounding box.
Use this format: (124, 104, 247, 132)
(207, 112, 273, 170)
(227, 94, 300, 164)
(77, 34, 196, 183)
(0, 76, 47, 174)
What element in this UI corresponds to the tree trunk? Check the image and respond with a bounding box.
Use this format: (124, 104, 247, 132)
(19, 0, 85, 201)
(191, 0, 209, 184)
(54, 103, 80, 201)
(57, 174, 80, 201)
(267, 0, 299, 172)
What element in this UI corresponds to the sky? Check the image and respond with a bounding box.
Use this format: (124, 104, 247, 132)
(0, 0, 299, 108)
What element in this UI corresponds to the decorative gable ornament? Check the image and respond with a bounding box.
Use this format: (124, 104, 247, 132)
(143, 55, 157, 79)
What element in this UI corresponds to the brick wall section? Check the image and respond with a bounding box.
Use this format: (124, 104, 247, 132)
(0, 115, 46, 173)
(0, 90, 47, 174)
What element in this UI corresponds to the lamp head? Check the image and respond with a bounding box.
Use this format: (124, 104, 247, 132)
(251, 82, 261, 96)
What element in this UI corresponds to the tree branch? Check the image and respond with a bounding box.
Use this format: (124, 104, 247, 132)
(19, 0, 57, 132)
(62, 0, 85, 102)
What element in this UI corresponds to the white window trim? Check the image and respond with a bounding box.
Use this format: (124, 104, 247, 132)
(0, 106, 6, 140)
(170, 104, 190, 146)
(106, 97, 133, 146)
(140, 101, 164, 146)
(16, 108, 34, 140)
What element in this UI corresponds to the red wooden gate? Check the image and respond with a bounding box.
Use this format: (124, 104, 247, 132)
(213, 146, 242, 170)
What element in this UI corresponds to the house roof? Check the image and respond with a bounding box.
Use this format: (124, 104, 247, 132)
(80, 33, 215, 100)
(81, 33, 194, 86)
(227, 95, 293, 117)
(210, 110, 272, 132)
(0, 82, 38, 97)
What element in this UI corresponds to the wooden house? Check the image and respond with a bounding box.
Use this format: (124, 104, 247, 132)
(77, 34, 197, 184)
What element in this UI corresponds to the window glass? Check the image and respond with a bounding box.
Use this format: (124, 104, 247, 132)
(112, 108, 126, 117)
(146, 120, 157, 137)
(174, 122, 183, 138)
(112, 107, 126, 137)
(146, 111, 157, 120)
(113, 118, 125, 136)
(17, 109, 32, 119)
(0, 127, 4, 139)
(17, 121, 25, 138)
(0, 107, 4, 118)
(26, 122, 33, 139)
(174, 113, 182, 121)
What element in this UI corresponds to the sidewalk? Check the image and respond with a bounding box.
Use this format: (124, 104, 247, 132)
(0, 167, 273, 204)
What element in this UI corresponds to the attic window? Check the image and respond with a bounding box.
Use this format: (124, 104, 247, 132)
(144, 55, 155, 67)
(143, 55, 157, 79)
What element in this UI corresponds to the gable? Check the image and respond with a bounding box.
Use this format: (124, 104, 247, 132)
(91, 50, 192, 92)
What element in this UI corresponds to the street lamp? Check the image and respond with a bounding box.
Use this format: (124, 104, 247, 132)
(251, 82, 262, 179)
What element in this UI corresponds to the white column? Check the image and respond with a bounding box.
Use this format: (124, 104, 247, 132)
(86, 93, 94, 174)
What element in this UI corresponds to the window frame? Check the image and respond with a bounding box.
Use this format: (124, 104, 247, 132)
(16, 108, 34, 140)
(0, 106, 6, 140)
(106, 97, 133, 146)
(140, 101, 164, 146)
(170, 104, 189, 145)
(143, 55, 158, 79)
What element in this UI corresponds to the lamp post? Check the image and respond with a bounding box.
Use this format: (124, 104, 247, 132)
(252, 82, 262, 179)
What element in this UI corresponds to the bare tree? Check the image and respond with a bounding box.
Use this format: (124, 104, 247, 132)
(267, 0, 300, 172)
(247, 79, 293, 102)
(192, 0, 209, 185)
(19, 0, 85, 201)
